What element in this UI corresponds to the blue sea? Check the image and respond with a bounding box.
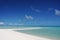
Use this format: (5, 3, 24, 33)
(0, 26, 60, 40)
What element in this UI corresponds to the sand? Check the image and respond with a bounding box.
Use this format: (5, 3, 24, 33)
(0, 29, 52, 40)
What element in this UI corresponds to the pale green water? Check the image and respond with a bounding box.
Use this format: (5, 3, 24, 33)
(15, 27, 60, 40)
(0, 26, 60, 40)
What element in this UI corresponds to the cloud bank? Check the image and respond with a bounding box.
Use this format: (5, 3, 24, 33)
(0, 22, 5, 25)
(55, 9, 60, 16)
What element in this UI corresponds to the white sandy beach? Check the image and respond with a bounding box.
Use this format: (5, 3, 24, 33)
(0, 29, 52, 40)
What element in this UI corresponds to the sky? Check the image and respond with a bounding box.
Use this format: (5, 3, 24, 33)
(0, 0, 60, 26)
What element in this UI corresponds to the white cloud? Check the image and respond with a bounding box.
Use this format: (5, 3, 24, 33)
(46, 8, 53, 14)
(0, 22, 5, 25)
(31, 6, 41, 13)
(55, 9, 60, 15)
(25, 15, 33, 20)
(35, 9, 41, 12)
(48, 8, 53, 11)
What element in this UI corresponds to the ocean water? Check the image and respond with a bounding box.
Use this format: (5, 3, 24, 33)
(0, 25, 32, 29)
(15, 27, 60, 40)
(0, 26, 60, 40)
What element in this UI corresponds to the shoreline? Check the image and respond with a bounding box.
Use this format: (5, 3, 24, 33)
(0, 29, 52, 40)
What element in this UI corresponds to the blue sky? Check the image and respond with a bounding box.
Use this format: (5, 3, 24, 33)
(0, 0, 60, 26)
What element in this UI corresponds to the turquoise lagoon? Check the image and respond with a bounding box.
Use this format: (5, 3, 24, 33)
(0, 26, 60, 40)
(15, 27, 60, 40)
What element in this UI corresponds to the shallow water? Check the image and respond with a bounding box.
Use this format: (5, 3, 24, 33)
(0, 26, 60, 40)
(15, 27, 60, 40)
